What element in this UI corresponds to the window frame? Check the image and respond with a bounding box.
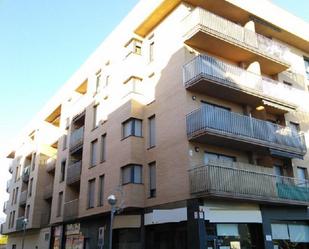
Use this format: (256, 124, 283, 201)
(121, 164, 143, 185)
(98, 175, 105, 207)
(148, 162, 156, 198)
(87, 178, 96, 209)
(148, 115, 156, 149)
(100, 134, 106, 163)
(122, 118, 142, 139)
(90, 139, 98, 167)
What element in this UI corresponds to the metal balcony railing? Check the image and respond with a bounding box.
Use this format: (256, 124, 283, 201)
(69, 127, 84, 150)
(16, 216, 25, 231)
(189, 160, 309, 205)
(186, 103, 307, 154)
(64, 199, 79, 221)
(19, 190, 28, 206)
(183, 7, 290, 65)
(183, 55, 307, 107)
(66, 161, 82, 185)
(22, 166, 30, 182)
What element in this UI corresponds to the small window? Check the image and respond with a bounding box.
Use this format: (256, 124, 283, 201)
(14, 187, 19, 205)
(149, 41, 154, 62)
(149, 162, 156, 198)
(100, 134, 106, 163)
(31, 153, 36, 171)
(122, 165, 142, 185)
(148, 115, 156, 148)
(25, 204, 30, 219)
(103, 75, 110, 88)
(90, 139, 98, 167)
(96, 72, 102, 93)
(60, 160, 66, 182)
(57, 192, 63, 217)
(63, 134, 67, 150)
(122, 118, 142, 138)
(304, 57, 309, 80)
(98, 175, 104, 206)
(29, 178, 33, 197)
(93, 104, 99, 129)
(125, 38, 142, 57)
(87, 179, 96, 209)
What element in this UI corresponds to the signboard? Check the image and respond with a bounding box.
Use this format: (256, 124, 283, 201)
(66, 223, 80, 236)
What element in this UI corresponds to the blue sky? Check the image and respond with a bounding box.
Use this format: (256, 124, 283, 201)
(0, 0, 308, 220)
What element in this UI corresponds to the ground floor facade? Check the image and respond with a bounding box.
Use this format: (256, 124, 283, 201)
(5, 199, 309, 249)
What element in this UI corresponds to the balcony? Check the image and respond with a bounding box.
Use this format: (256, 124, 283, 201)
(69, 127, 84, 151)
(189, 160, 309, 206)
(186, 103, 306, 158)
(183, 7, 290, 75)
(40, 210, 51, 227)
(183, 55, 300, 112)
(46, 158, 56, 173)
(43, 183, 54, 200)
(16, 216, 26, 231)
(63, 199, 79, 221)
(19, 190, 28, 206)
(66, 161, 82, 185)
(3, 201, 7, 213)
(8, 162, 13, 174)
(6, 179, 11, 193)
(22, 166, 30, 182)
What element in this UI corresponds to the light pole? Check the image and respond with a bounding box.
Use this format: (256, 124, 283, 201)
(107, 194, 117, 249)
(21, 218, 28, 249)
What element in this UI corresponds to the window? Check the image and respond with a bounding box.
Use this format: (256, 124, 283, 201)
(88, 179, 95, 209)
(15, 166, 20, 182)
(15, 187, 19, 204)
(149, 41, 154, 62)
(217, 224, 239, 236)
(149, 162, 156, 198)
(201, 101, 231, 111)
(122, 165, 142, 184)
(98, 175, 104, 206)
(103, 75, 110, 88)
(204, 152, 236, 165)
(274, 165, 283, 183)
(25, 205, 30, 219)
(304, 57, 309, 80)
(12, 245, 16, 249)
(122, 118, 142, 138)
(11, 211, 15, 228)
(63, 134, 67, 150)
(100, 134, 106, 162)
(11, 189, 15, 205)
(148, 115, 156, 148)
(57, 192, 63, 217)
(29, 178, 33, 197)
(93, 104, 99, 129)
(31, 153, 36, 171)
(289, 122, 300, 133)
(125, 38, 142, 57)
(96, 72, 102, 93)
(90, 139, 98, 167)
(60, 160, 66, 182)
(297, 167, 307, 186)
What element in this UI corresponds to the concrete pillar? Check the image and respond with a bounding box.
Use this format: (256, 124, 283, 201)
(187, 199, 206, 249)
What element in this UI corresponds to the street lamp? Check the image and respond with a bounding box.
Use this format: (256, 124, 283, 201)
(107, 195, 117, 249)
(21, 218, 28, 249)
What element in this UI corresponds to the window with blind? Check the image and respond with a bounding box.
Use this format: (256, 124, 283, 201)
(122, 118, 142, 138)
(122, 165, 142, 185)
(98, 175, 104, 206)
(148, 115, 156, 148)
(100, 134, 106, 163)
(88, 179, 95, 209)
(90, 139, 98, 167)
(149, 162, 156, 198)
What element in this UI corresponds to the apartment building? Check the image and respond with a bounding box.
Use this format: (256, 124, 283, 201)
(1, 0, 309, 249)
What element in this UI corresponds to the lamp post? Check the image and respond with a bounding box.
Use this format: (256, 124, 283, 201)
(21, 218, 28, 249)
(107, 195, 117, 249)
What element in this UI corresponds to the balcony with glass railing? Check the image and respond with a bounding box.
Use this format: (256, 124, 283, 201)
(69, 127, 84, 151)
(66, 161, 82, 186)
(183, 54, 306, 111)
(183, 7, 290, 75)
(22, 166, 30, 182)
(63, 199, 79, 221)
(186, 103, 306, 158)
(189, 160, 309, 206)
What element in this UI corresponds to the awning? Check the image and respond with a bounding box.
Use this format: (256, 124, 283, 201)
(262, 99, 295, 113)
(269, 148, 304, 160)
